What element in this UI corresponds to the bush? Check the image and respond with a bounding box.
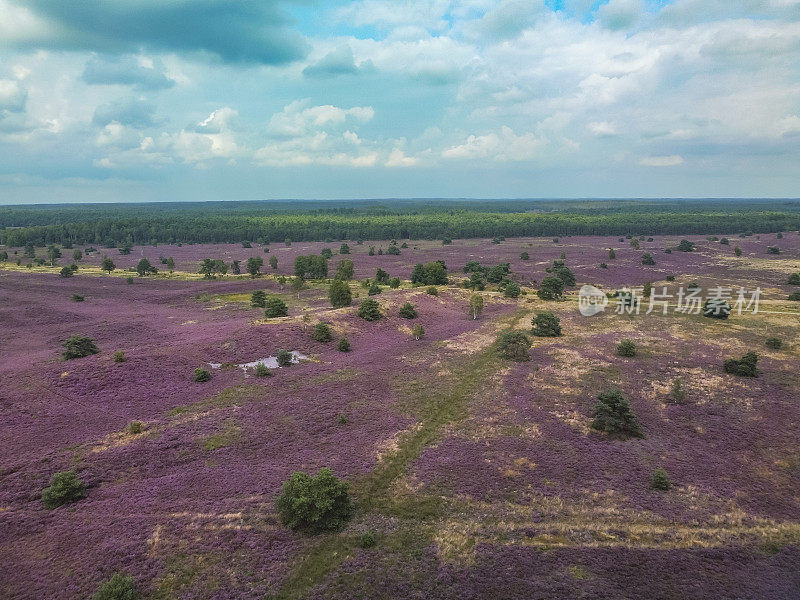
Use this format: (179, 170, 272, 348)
(719, 237, 729, 245)
(617, 339, 637, 357)
(337, 414, 348, 424)
(496, 331, 531, 361)
(329, 279, 352, 308)
(677, 239, 695, 252)
(531, 311, 561, 337)
(312, 322, 333, 342)
(767, 246, 780, 255)
(277, 349, 293, 367)
(42, 470, 87, 509)
(649, 468, 671, 491)
(72, 294, 85, 302)
(92, 573, 139, 600)
(520, 252, 529, 260)
(389, 277, 401, 288)
(788, 273, 800, 285)
(264, 296, 289, 317)
(358, 298, 382, 321)
(127, 421, 144, 434)
(766, 337, 783, 350)
(789, 292, 800, 301)
(734, 246, 742, 257)
(255, 363, 273, 377)
(193, 368, 211, 382)
(668, 378, 686, 404)
(590, 390, 644, 438)
(275, 468, 353, 534)
(412, 323, 425, 340)
(426, 286, 438, 296)
(62, 335, 99, 360)
(251, 290, 267, 307)
(339, 243, 350, 254)
(600, 262, 608, 269)
(399, 302, 418, 319)
(411, 262, 448, 286)
(59, 266, 74, 278)
(641, 253, 655, 266)
(337, 337, 351, 352)
(724, 351, 759, 377)
(537, 276, 564, 300)
(112, 351, 126, 363)
(504, 281, 521, 298)
(359, 531, 377, 548)
(368, 282, 382, 296)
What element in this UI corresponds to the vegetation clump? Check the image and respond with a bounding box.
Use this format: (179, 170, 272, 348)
(766, 337, 783, 350)
(264, 296, 289, 318)
(412, 323, 425, 340)
(42, 470, 87, 509)
(649, 467, 671, 491)
(277, 349, 293, 367)
(537, 276, 564, 300)
(531, 311, 562, 337)
(724, 351, 759, 377)
(398, 302, 418, 319)
(496, 331, 531, 361)
(358, 298, 382, 321)
(312, 322, 333, 342)
(329, 279, 352, 308)
(703, 298, 731, 319)
(255, 363, 273, 377)
(590, 390, 644, 439)
(337, 338, 351, 352)
(275, 468, 353, 534)
(92, 573, 139, 600)
(62, 335, 99, 360)
(251, 290, 267, 307)
(617, 339, 637, 357)
(193, 368, 211, 382)
(112, 351, 126, 363)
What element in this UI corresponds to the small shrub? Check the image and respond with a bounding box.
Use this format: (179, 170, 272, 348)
(72, 294, 85, 302)
(537, 276, 564, 300)
(251, 290, 267, 307)
(788, 292, 800, 301)
(520, 252, 529, 260)
(787, 273, 800, 285)
(641, 253, 655, 266)
(590, 390, 644, 438)
(193, 368, 211, 382)
(126, 277, 134, 284)
(504, 281, 521, 298)
(723, 351, 759, 377)
(42, 470, 87, 509)
(127, 421, 144, 434)
(389, 277, 401, 288)
(277, 349, 293, 367)
(531, 311, 561, 337)
(412, 323, 425, 340)
(426, 286, 438, 296)
(399, 302, 418, 319)
(337, 413, 348, 424)
(600, 262, 608, 269)
(275, 468, 353, 534)
(337, 337, 351, 352)
(367, 282, 382, 296)
(92, 573, 139, 600)
(264, 296, 289, 317)
(496, 331, 532, 362)
(617, 339, 636, 357)
(766, 337, 783, 350)
(649, 468, 671, 491)
(767, 246, 780, 255)
(112, 351, 126, 363)
(312, 322, 333, 342)
(668, 378, 687, 404)
(666, 275, 675, 282)
(677, 239, 695, 252)
(359, 531, 377, 548)
(255, 363, 273, 377)
(734, 246, 742, 257)
(358, 298, 382, 321)
(62, 335, 100, 360)
(720, 237, 729, 245)
(59, 266, 74, 278)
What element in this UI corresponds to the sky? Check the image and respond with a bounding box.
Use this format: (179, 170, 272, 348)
(0, 0, 799, 204)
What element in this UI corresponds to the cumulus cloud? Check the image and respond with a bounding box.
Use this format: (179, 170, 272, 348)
(82, 55, 175, 90)
(0, 79, 26, 112)
(638, 155, 684, 167)
(442, 126, 547, 161)
(268, 100, 375, 138)
(93, 98, 157, 128)
(303, 45, 363, 79)
(1, 0, 309, 64)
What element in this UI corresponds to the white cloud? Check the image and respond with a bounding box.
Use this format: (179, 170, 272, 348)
(442, 126, 546, 161)
(0, 78, 26, 112)
(267, 100, 375, 137)
(638, 155, 684, 167)
(385, 148, 419, 167)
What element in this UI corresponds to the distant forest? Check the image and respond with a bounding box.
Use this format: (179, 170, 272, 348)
(2, 199, 800, 247)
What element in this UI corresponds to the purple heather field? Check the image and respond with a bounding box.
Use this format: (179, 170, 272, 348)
(2, 233, 800, 599)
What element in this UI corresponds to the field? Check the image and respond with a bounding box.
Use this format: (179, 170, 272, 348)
(2, 233, 800, 599)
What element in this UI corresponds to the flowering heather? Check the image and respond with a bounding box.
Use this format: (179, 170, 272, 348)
(1, 234, 799, 599)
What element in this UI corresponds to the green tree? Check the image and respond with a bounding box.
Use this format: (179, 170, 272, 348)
(101, 256, 116, 274)
(649, 468, 671, 491)
(389, 277, 401, 288)
(496, 331, 531, 361)
(193, 368, 211, 382)
(269, 255, 278, 270)
(312, 322, 333, 342)
(136, 258, 155, 277)
(92, 573, 139, 600)
(275, 468, 353, 534)
(504, 281, 521, 298)
(72, 249, 82, 261)
(520, 251, 529, 260)
(787, 273, 800, 285)
(590, 390, 644, 438)
(617, 339, 637, 357)
(531, 311, 562, 337)
(411, 261, 448, 285)
(59, 266, 74, 278)
(358, 298, 382, 321)
(469, 294, 484, 320)
(412, 323, 425, 340)
(329, 279, 352, 308)
(339, 242, 350, 254)
(321, 248, 333, 259)
(42, 470, 87, 509)
(368, 282, 382, 296)
(277, 349, 293, 367)
(677, 239, 695, 252)
(47, 244, 62, 265)
(251, 290, 267, 307)
(703, 298, 731, 319)
(166, 257, 175, 272)
(609, 248, 616, 259)
(641, 253, 655, 265)
(264, 296, 289, 317)
(399, 302, 418, 319)
(247, 256, 264, 278)
(537, 276, 564, 300)
(734, 246, 742, 257)
(335, 259, 354, 280)
(62, 335, 99, 360)
(337, 338, 351, 352)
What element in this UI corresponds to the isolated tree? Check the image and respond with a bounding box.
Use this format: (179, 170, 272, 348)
(294, 255, 328, 279)
(368, 282, 382, 296)
(531, 311, 562, 337)
(136, 258, 156, 277)
(537, 276, 564, 300)
(231, 260, 241, 275)
(734, 246, 742, 257)
(608, 249, 616, 259)
(412, 323, 425, 340)
(290, 276, 305, 297)
(641, 253, 655, 266)
(329, 279, 352, 308)
(166, 257, 175, 272)
(551, 261, 575, 287)
(335, 259, 354, 280)
(247, 256, 264, 278)
(264, 296, 289, 317)
(193, 368, 211, 382)
(199, 258, 216, 279)
(787, 273, 800, 285)
(590, 390, 644, 438)
(767, 246, 781, 255)
(47, 244, 62, 265)
(617, 339, 637, 357)
(72, 249, 82, 261)
(62, 335, 99, 360)
(251, 290, 267, 307)
(399, 302, 418, 319)
(649, 468, 671, 491)
(469, 294, 484, 320)
(386, 243, 401, 255)
(337, 338, 351, 352)
(321, 248, 333, 259)
(496, 331, 531, 361)
(339, 242, 351, 255)
(468, 271, 485, 291)
(59, 266, 74, 278)
(275, 468, 353, 534)
(724, 351, 759, 377)
(358, 298, 382, 321)
(504, 281, 521, 298)
(42, 470, 86, 509)
(312, 322, 333, 342)
(375, 268, 390, 284)
(101, 256, 116, 274)
(520, 252, 529, 260)
(269, 256, 278, 270)
(677, 239, 695, 252)
(277, 349, 293, 367)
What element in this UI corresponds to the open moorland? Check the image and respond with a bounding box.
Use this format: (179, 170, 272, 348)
(2, 231, 800, 599)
